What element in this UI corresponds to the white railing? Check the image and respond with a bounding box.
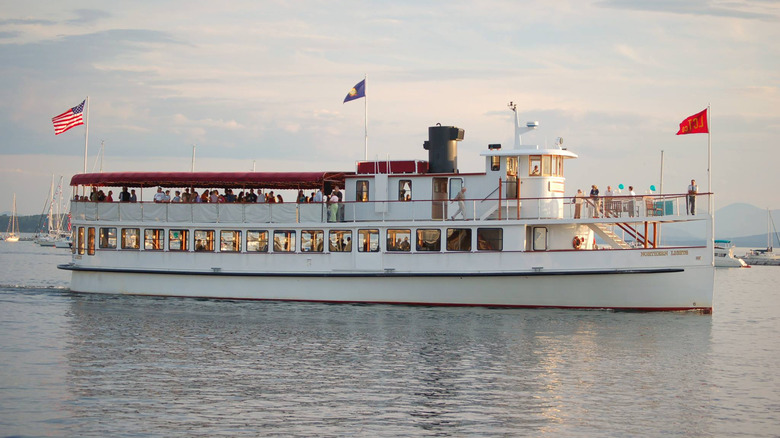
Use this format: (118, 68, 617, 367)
(70, 193, 710, 224)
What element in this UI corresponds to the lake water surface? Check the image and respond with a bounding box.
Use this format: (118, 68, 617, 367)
(1, 241, 778, 437)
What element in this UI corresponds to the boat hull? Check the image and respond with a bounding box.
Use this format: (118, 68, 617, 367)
(61, 263, 713, 312)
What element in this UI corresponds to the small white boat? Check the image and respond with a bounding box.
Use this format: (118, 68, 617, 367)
(4, 194, 20, 243)
(714, 240, 748, 268)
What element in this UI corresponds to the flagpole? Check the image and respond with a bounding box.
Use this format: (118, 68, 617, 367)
(707, 104, 712, 214)
(83, 96, 90, 174)
(364, 74, 368, 161)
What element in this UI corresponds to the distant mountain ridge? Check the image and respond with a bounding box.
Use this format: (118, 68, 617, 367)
(714, 203, 780, 247)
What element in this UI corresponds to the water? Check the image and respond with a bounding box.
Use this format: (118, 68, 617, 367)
(1, 241, 778, 437)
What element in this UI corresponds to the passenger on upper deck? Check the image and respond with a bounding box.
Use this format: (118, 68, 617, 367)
(130, 189, 137, 203)
(119, 187, 130, 202)
(246, 189, 258, 203)
(153, 187, 165, 203)
(105, 190, 113, 202)
(450, 187, 467, 220)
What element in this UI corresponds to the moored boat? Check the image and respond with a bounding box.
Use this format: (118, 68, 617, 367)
(742, 209, 780, 266)
(714, 240, 748, 268)
(58, 104, 715, 312)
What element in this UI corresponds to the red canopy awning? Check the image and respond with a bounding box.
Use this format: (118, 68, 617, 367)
(70, 171, 352, 190)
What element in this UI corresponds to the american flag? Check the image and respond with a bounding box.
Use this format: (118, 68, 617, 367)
(52, 100, 85, 135)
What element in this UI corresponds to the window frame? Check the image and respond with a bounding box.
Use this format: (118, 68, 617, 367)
(273, 230, 296, 252)
(416, 228, 442, 252)
(301, 230, 324, 252)
(121, 228, 140, 250)
(357, 229, 380, 252)
(194, 230, 215, 252)
(246, 230, 269, 252)
(169, 229, 189, 251)
(446, 228, 472, 252)
(477, 228, 503, 251)
(99, 227, 117, 249)
(144, 228, 164, 251)
(387, 229, 411, 252)
(220, 230, 241, 252)
(356, 180, 370, 202)
(328, 230, 352, 252)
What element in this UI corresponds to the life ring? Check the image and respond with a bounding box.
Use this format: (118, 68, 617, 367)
(572, 236, 582, 250)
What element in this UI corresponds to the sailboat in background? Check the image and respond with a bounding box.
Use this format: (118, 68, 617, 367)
(742, 208, 780, 266)
(34, 176, 72, 248)
(4, 194, 20, 242)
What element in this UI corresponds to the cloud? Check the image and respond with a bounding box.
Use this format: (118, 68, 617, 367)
(67, 9, 112, 26)
(598, 0, 779, 21)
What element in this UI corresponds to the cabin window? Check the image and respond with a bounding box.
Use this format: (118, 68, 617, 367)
(220, 230, 241, 252)
(532, 227, 547, 251)
(446, 228, 471, 252)
(491, 156, 500, 171)
(144, 229, 164, 250)
(399, 180, 412, 201)
(169, 229, 189, 251)
(477, 228, 503, 251)
(356, 180, 369, 202)
(87, 227, 96, 256)
(71, 229, 77, 254)
(99, 227, 117, 249)
(416, 229, 441, 252)
(246, 230, 268, 252)
(358, 229, 379, 252)
(329, 230, 352, 252)
(121, 228, 140, 250)
(194, 230, 215, 252)
(387, 229, 411, 252)
(77, 227, 85, 255)
(273, 230, 295, 252)
(301, 230, 324, 252)
(449, 178, 463, 199)
(529, 155, 541, 176)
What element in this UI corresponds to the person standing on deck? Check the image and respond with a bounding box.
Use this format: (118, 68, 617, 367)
(687, 179, 698, 215)
(450, 187, 467, 220)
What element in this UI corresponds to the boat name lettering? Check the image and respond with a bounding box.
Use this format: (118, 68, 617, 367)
(640, 250, 689, 257)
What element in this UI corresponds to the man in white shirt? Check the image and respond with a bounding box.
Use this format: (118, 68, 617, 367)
(628, 186, 636, 217)
(153, 187, 165, 203)
(687, 179, 698, 215)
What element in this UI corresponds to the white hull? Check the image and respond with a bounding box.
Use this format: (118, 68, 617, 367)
(62, 246, 714, 311)
(4, 235, 19, 243)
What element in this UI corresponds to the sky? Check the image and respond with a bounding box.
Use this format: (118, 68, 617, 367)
(1, 0, 779, 215)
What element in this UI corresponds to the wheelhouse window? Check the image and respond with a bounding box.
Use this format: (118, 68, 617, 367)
(246, 230, 268, 252)
(99, 227, 117, 249)
(477, 228, 503, 251)
(356, 180, 369, 202)
(194, 230, 215, 252)
(554, 155, 563, 176)
(273, 230, 295, 252)
(220, 230, 241, 252)
(87, 227, 96, 256)
(71, 229, 77, 254)
(121, 228, 140, 250)
(399, 180, 412, 201)
(446, 228, 471, 251)
(301, 230, 324, 252)
(387, 229, 411, 252)
(416, 229, 441, 252)
(529, 155, 541, 176)
(329, 230, 352, 252)
(144, 229, 164, 250)
(532, 227, 547, 251)
(169, 229, 189, 251)
(358, 229, 379, 252)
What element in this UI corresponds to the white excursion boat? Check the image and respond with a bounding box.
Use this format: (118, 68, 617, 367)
(714, 240, 748, 268)
(4, 193, 20, 243)
(58, 104, 715, 312)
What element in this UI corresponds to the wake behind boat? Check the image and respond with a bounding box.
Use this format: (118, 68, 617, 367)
(58, 103, 715, 312)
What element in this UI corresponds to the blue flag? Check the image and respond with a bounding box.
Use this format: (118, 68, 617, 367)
(343, 79, 366, 103)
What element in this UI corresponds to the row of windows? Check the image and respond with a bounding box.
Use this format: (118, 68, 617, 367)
(74, 226, 503, 255)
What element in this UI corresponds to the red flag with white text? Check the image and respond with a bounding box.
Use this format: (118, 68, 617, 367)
(676, 109, 708, 135)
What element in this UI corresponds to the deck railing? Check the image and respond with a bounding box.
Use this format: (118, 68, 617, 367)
(70, 193, 711, 225)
